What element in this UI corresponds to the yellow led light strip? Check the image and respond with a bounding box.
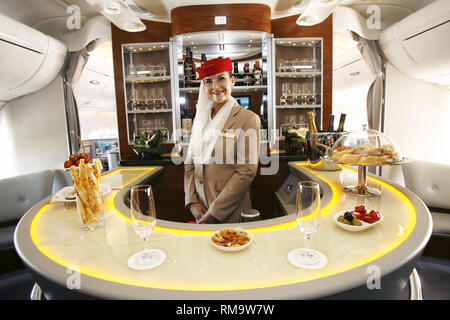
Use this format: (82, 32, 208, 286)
(30, 164, 417, 291)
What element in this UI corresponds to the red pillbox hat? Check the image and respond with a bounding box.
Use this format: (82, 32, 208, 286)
(196, 57, 233, 80)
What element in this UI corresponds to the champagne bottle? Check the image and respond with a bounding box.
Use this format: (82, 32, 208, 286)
(337, 113, 347, 132)
(307, 111, 318, 134)
(327, 115, 335, 132)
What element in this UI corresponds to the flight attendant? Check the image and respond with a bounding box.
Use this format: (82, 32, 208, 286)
(184, 57, 261, 223)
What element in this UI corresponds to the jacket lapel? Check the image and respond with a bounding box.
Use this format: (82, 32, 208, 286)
(222, 103, 241, 131)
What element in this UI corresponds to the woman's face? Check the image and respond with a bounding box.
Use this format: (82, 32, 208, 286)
(203, 71, 235, 105)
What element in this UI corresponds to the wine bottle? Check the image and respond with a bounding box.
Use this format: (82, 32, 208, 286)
(327, 115, 335, 132)
(337, 113, 347, 132)
(306, 111, 319, 162)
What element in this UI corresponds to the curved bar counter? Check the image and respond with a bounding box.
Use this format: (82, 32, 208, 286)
(14, 163, 432, 299)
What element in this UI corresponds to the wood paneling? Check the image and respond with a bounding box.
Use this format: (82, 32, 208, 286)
(111, 20, 171, 161)
(170, 4, 271, 37)
(271, 15, 333, 129)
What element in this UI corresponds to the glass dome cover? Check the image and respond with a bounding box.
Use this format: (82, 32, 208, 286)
(328, 125, 404, 166)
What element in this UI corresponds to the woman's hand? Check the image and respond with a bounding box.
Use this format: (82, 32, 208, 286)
(189, 203, 208, 222)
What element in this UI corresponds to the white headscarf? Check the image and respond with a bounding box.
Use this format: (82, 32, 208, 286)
(186, 81, 235, 164)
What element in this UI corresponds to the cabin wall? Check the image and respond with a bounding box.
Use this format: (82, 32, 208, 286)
(332, 71, 371, 131)
(384, 64, 450, 165)
(381, 63, 450, 184)
(0, 75, 69, 179)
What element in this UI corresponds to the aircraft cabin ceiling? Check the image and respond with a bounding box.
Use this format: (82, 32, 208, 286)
(0, 0, 437, 34)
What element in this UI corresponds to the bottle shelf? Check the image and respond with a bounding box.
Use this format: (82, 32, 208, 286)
(179, 85, 268, 93)
(276, 104, 321, 109)
(125, 76, 171, 84)
(275, 72, 321, 78)
(128, 109, 173, 114)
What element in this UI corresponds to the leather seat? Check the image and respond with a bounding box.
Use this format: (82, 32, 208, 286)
(402, 160, 450, 236)
(0, 170, 54, 250)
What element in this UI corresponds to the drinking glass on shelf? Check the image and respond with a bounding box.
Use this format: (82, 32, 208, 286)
(280, 83, 287, 105)
(285, 83, 294, 105)
(127, 64, 136, 77)
(288, 181, 327, 269)
(156, 87, 164, 109)
(128, 185, 166, 270)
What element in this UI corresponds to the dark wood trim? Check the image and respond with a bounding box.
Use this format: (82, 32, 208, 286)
(170, 4, 271, 37)
(271, 15, 333, 129)
(111, 20, 172, 161)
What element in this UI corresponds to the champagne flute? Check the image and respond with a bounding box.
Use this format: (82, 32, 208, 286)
(128, 185, 166, 270)
(288, 181, 327, 269)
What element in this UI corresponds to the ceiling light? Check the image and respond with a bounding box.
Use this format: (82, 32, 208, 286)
(89, 80, 100, 85)
(102, 1, 121, 15)
(123, 22, 146, 32)
(215, 16, 227, 25)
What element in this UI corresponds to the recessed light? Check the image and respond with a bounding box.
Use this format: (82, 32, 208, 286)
(215, 16, 227, 25)
(102, 2, 121, 15)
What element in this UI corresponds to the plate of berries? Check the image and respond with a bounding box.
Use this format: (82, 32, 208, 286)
(333, 205, 384, 232)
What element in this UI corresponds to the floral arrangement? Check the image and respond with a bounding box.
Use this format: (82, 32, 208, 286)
(282, 127, 308, 155)
(133, 129, 167, 160)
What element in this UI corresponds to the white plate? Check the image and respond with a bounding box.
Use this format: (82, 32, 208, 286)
(333, 210, 384, 232)
(52, 183, 112, 202)
(210, 228, 253, 252)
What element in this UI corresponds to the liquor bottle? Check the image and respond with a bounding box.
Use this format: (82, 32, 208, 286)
(190, 50, 196, 81)
(181, 96, 193, 143)
(337, 113, 347, 132)
(233, 61, 241, 86)
(243, 63, 252, 86)
(253, 60, 263, 86)
(201, 53, 207, 65)
(326, 115, 335, 132)
(184, 47, 193, 86)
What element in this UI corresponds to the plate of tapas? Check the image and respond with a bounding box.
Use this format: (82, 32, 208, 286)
(333, 205, 384, 232)
(210, 227, 253, 252)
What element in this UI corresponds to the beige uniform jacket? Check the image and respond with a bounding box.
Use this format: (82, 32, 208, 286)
(184, 103, 261, 223)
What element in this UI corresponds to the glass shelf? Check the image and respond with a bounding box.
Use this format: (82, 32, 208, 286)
(277, 104, 321, 109)
(128, 109, 173, 114)
(275, 72, 322, 78)
(125, 76, 171, 83)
